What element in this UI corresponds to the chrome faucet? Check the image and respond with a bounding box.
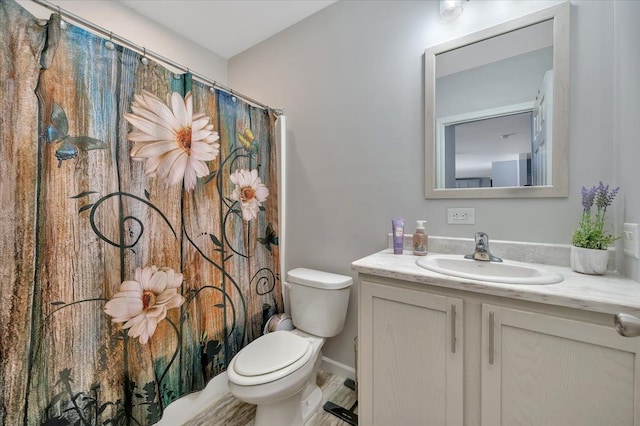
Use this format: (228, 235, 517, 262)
(465, 232, 503, 262)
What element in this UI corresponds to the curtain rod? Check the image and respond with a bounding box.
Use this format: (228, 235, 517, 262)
(31, 0, 280, 113)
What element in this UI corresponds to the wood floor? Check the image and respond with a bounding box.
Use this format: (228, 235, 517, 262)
(182, 370, 357, 426)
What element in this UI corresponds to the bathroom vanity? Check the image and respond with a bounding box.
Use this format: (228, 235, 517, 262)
(353, 248, 640, 426)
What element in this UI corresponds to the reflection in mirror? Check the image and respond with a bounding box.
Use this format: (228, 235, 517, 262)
(445, 111, 533, 188)
(437, 20, 553, 189)
(425, 3, 570, 199)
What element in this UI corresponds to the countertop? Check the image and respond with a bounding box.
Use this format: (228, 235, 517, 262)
(352, 249, 640, 316)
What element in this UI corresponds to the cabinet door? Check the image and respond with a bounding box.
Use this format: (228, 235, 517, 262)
(482, 304, 640, 425)
(359, 281, 463, 426)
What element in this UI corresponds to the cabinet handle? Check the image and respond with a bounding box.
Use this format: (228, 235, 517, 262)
(451, 304, 456, 354)
(489, 311, 495, 365)
(614, 313, 640, 337)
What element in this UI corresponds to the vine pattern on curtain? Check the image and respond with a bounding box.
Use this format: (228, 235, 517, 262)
(0, 1, 282, 424)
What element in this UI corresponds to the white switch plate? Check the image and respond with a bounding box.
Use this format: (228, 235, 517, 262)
(447, 208, 475, 225)
(623, 223, 640, 259)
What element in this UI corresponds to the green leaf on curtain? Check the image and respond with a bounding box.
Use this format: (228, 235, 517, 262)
(78, 204, 93, 214)
(70, 190, 97, 199)
(209, 234, 223, 247)
(202, 170, 217, 185)
(78, 204, 94, 214)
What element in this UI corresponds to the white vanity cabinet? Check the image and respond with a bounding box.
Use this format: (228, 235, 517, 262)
(482, 304, 640, 425)
(358, 278, 464, 426)
(357, 274, 640, 426)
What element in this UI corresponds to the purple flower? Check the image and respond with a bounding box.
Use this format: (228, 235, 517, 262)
(581, 185, 596, 212)
(595, 181, 620, 210)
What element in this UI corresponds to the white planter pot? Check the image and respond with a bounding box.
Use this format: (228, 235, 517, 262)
(570, 246, 609, 275)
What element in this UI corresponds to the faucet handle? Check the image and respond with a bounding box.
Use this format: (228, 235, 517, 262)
(475, 232, 488, 247)
(468, 232, 502, 262)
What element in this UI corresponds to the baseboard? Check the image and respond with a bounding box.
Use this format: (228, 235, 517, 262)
(321, 356, 355, 381)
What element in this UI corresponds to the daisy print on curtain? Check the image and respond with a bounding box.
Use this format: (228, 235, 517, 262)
(0, 4, 283, 422)
(124, 90, 220, 191)
(230, 168, 270, 221)
(104, 266, 185, 344)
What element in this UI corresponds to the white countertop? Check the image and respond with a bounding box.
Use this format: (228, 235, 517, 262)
(352, 249, 640, 316)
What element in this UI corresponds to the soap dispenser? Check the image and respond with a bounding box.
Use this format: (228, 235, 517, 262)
(413, 220, 428, 256)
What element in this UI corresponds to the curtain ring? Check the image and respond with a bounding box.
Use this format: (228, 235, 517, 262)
(57, 5, 67, 29)
(141, 48, 149, 65)
(105, 32, 115, 51)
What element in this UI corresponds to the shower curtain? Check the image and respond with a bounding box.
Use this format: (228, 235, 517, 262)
(0, 1, 282, 424)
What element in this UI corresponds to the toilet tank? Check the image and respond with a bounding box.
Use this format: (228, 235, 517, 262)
(287, 268, 352, 337)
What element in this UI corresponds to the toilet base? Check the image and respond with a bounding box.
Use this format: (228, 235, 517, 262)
(300, 384, 322, 422)
(253, 375, 322, 426)
(254, 392, 303, 426)
(253, 383, 322, 426)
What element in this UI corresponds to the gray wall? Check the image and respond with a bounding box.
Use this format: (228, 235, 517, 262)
(614, 1, 640, 280)
(229, 0, 630, 368)
(436, 47, 553, 118)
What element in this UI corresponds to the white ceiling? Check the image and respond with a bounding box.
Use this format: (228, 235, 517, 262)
(118, 0, 337, 59)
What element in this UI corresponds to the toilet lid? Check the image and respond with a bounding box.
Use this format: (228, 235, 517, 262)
(234, 331, 311, 377)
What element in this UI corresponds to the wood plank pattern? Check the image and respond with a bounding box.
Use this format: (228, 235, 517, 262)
(0, 1, 46, 425)
(1, 4, 282, 424)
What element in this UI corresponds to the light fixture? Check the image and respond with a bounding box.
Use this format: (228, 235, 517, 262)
(440, 0, 464, 21)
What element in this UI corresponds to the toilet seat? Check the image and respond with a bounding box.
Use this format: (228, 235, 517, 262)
(228, 331, 314, 386)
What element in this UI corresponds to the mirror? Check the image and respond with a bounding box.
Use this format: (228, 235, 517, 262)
(425, 3, 570, 198)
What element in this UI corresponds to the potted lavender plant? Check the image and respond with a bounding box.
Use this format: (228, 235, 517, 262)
(570, 182, 620, 274)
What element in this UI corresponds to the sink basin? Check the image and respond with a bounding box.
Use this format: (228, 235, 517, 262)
(416, 254, 563, 285)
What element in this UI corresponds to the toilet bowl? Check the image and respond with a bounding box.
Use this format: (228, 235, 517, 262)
(227, 330, 324, 425)
(227, 268, 352, 426)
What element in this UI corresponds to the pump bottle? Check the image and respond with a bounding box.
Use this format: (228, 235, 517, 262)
(413, 220, 428, 256)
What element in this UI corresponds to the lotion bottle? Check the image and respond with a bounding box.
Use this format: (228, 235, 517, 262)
(392, 217, 405, 254)
(413, 220, 428, 256)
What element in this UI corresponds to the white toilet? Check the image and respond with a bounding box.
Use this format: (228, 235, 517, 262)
(227, 268, 352, 426)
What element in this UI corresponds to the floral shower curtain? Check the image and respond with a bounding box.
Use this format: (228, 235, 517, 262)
(0, 1, 282, 424)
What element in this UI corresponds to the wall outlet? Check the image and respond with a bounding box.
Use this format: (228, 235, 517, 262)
(623, 223, 640, 259)
(447, 207, 475, 225)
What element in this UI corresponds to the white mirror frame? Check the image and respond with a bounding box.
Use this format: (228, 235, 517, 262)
(425, 3, 570, 199)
